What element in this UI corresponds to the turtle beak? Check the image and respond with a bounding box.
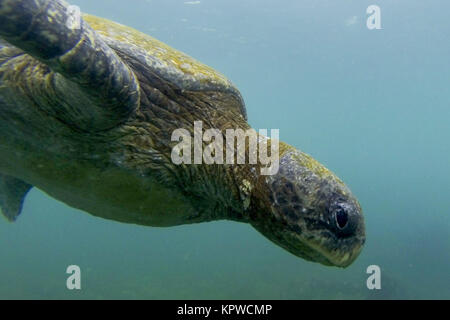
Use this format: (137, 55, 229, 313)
(314, 236, 365, 268)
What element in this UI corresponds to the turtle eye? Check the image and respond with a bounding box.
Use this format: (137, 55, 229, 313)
(334, 207, 348, 230)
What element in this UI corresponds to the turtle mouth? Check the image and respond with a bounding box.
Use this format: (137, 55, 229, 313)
(251, 216, 365, 267)
(299, 234, 366, 268)
(265, 228, 365, 268)
(313, 241, 364, 268)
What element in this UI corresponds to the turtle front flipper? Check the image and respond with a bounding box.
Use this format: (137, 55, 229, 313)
(0, 174, 32, 222)
(0, 0, 140, 130)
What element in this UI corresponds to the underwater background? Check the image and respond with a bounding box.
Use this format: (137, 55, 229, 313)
(0, 0, 449, 299)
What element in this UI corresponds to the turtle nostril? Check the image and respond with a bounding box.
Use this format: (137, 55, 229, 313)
(335, 208, 348, 229)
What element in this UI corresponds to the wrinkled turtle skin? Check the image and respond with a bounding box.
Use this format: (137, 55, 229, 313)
(0, 0, 365, 267)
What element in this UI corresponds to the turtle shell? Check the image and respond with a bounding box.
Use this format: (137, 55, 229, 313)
(83, 14, 247, 121)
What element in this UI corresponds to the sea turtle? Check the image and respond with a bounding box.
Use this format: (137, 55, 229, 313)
(0, 0, 365, 267)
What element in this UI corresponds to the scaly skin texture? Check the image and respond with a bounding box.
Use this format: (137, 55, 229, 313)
(0, 0, 365, 267)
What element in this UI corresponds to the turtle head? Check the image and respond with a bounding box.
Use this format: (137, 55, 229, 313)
(250, 147, 365, 268)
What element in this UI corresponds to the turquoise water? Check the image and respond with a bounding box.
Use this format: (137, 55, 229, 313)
(1, 0, 449, 299)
